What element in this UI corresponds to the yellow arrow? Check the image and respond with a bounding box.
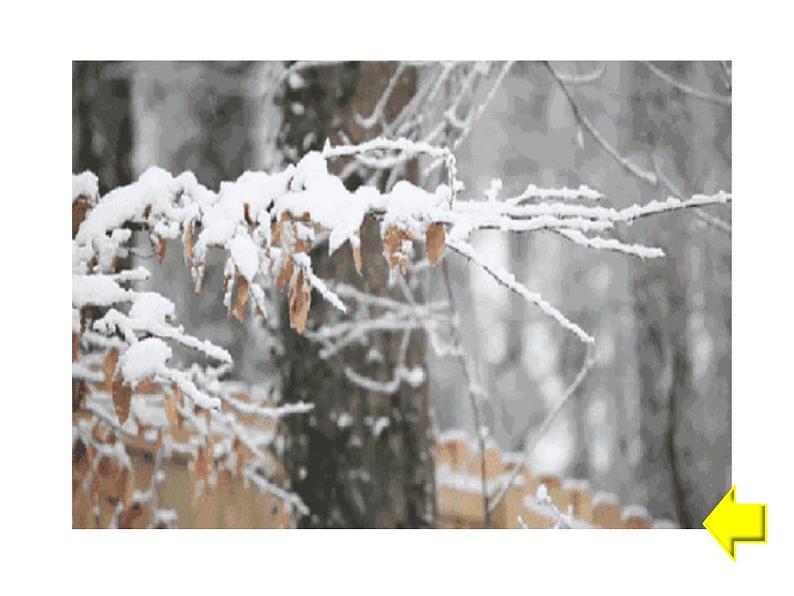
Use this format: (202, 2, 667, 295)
(703, 485, 767, 561)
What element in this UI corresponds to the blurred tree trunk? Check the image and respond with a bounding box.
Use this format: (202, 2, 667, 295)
(626, 62, 730, 526)
(73, 62, 134, 193)
(657, 62, 732, 524)
(625, 61, 692, 526)
(279, 63, 435, 528)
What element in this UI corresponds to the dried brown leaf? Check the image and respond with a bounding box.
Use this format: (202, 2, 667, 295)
(192, 444, 211, 484)
(72, 332, 80, 362)
(156, 237, 167, 263)
(352, 244, 363, 275)
(183, 222, 194, 260)
(72, 379, 88, 413)
(135, 377, 159, 394)
(271, 221, 281, 247)
(294, 220, 312, 253)
(73, 438, 90, 483)
(112, 377, 133, 425)
(103, 348, 119, 393)
(72, 198, 91, 239)
(426, 223, 446, 266)
(163, 390, 183, 430)
(91, 424, 116, 446)
(382, 225, 413, 271)
(288, 271, 311, 333)
(351, 233, 362, 275)
(119, 501, 152, 529)
(233, 274, 250, 322)
(276, 258, 294, 291)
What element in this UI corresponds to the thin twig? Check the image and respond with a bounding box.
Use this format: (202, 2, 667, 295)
(543, 61, 658, 187)
(552, 62, 606, 85)
(651, 153, 731, 237)
(489, 345, 595, 513)
(643, 61, 731, 107)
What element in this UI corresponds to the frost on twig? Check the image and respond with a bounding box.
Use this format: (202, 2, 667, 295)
(73, 133, 730, 528)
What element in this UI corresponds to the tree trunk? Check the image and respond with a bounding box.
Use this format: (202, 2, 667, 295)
(73, 61, 134, 193)
(278, 62, 435, 528)
(626, 61, 730, 526)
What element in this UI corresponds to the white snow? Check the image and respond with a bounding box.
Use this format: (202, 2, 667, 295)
(75, 167, 178, 248)
(129, 291, 175, 326)
(227, 232, 260, 281)
(72, 171, 99, 203)
(435, 463, 525, 495)
(592, 491, 619, 508)
(621, 504, 650, 520)
(72, 274, 131, 307)
(372, 416, 390, 438)
(118, 338, 172, 384)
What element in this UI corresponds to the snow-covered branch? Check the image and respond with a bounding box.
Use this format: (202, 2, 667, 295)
(73, 130, 729, 528)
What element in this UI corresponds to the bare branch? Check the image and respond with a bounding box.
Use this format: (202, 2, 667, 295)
(643, 61, 731, 107)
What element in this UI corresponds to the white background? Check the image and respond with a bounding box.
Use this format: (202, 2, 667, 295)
(1, 1, 789, 593)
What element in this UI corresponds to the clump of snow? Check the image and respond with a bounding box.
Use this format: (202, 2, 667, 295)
(436, 429, 471, 444)
(119, 338, 172, 384)
(336, 412, 353, 428)
(523, 494, 555, 516)
(129, 292, 175, 326)
(153, 508, 178, 528)
(592, 491, 619, 508)
(372, 416, 390, 438)
(132, 398, 170, 429)
(288, 72, 305, 90)
(227, 232, 260, 281)
(195, 168, 293, 262)
(380, 181, 449, 236)
(621, 504, 650, 521)
(75, 167, 178, 248)
(485, 178, 503, 202)
(72, 171, 99, 203)
(73, 274, 131, 307)
(399, 365, 426, 387)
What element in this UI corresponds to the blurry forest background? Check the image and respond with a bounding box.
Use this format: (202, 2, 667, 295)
(72, 61, 730, 528)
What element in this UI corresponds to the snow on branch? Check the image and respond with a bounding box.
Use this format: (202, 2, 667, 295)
(73, 135, 729, 527)
(447, 239, 594, 345)
(74, 141, 731, 383)
(652, 153, 731, 237)
(243, 466, 310, 518)
(551, 62, 607, 85)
